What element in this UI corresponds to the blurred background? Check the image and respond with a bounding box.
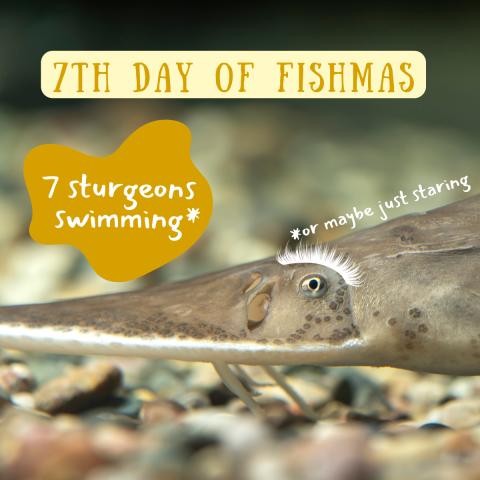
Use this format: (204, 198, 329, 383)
(0, 1, 479, 305)
(0, 3, 479, 479)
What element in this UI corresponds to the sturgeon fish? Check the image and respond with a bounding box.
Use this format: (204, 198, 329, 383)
(0, 194, 479, 376)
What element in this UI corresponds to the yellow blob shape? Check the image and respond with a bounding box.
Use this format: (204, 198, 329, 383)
(24, 120, 212, 282)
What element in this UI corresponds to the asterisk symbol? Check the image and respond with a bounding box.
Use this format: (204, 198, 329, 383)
(187, 208, 200, 223)
(290, 228, 301, 240)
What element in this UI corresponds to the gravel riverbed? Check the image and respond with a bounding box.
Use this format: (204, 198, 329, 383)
(1, 102, 480, 479)
(1, 352, 480, 479)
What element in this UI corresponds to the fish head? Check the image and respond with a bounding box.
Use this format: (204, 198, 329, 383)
(238, 260, 356, 344)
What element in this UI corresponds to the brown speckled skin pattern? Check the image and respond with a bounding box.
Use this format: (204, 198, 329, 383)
(1, 194, 480, 374)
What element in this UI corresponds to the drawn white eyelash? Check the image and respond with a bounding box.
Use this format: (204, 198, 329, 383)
(276, 242, 364, 287)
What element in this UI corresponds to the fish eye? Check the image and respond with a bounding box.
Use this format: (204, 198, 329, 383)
(299, 274, 328, 298)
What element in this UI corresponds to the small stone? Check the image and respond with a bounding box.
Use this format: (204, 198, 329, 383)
(140, 399, 187, 425)
(53, 414, 84, 430)
(405, 379, 447, 411)
(91, 424, 147, 460)
(83, 413, 140, 429)
(427, 398, 480, 429)
(332, 378, 354, 406)
(185, 445, 234, 480)
(447, 377, 480, 399)
(34, 362, 122, 415)
(132, 388, 157, 402)
(82, 396, 141, 420)
(0, 362, 35, 393)
(10, 392, 35, 410)
(346, 410, 382, 425)
(418, 422, 452, 431)
(299, 424, 376, 479)
(171, 390, 211, 409)
(262, 400, 292, 427)
(0, 409, 106, 479)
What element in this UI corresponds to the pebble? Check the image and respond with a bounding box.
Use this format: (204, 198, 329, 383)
(419, 423, 452, 431)
(83, 413, 141, 429)
(299, 424, 377, 479)
(34, 362, 122, 415)
(91, 424, 149, 459)
(10, 392, 35, 410)
(426, 398, 480, 429)
(346, 410, 383, 426)
(141, 399, 187, 425)
(185, 446, 234, 480)
(0, 409, 106, 479)
(81, 396, 141, 419)
(168, 390, 211, 409)
(330, 367, 390, 414)
(405, 379, 448, 412)
(447, 377, 480, 399)
(261, 400, 294, 427)
(131, 388, 157, 403)
(0, 362, 35, 393)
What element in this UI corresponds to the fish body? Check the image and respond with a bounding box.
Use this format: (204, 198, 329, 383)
(0, 194, 479, 375)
